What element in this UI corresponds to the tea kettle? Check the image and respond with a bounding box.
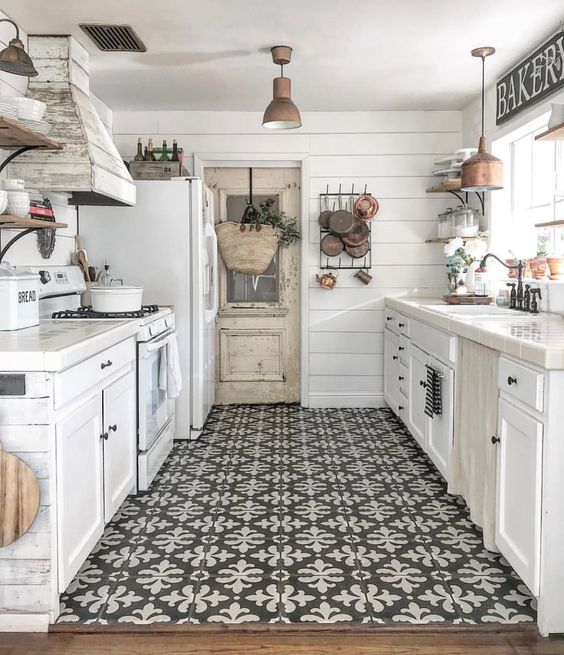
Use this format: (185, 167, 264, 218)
(316, 271, 338, 290)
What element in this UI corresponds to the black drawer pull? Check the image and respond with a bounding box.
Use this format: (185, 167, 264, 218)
(398, 376, 405, 381)
(419, 380, 427, 388)
(399, 323, 405, 328)
(109, 424, 118, 432)
(386, 316, 393, 322)
(491, 435, 500, 444)
(100, 432, 109, 441)
(398, 346, 405, 351)
(507, 376, 517, 385)
(398, 405, 404, 411)
(392, 355, 399, 361)
(101, 360, 113, 370)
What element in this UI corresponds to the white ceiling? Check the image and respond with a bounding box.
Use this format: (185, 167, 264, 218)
(3, 0, 563, 112)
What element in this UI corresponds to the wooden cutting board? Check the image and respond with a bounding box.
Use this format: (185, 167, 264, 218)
(0, 443, 40, 547)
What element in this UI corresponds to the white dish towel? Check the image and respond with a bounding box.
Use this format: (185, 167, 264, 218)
(158, 334, 183, 399)
(448, 338, 499, 551)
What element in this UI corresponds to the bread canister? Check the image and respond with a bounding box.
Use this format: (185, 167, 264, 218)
(0, 265, 40, 330)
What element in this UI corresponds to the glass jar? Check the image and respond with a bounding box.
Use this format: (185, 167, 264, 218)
(437, 209, 452, 238)
(453, 204, 480, 238)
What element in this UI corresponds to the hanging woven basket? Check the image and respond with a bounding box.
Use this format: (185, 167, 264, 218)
(215, 222, 281, 275)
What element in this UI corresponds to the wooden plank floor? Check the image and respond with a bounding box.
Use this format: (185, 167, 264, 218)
(2, 625, 564, 655)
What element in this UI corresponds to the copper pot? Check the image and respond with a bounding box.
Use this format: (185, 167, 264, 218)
(316, 271, 338, 290)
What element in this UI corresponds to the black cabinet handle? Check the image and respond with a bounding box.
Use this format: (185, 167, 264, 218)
(100, 432, 109, 441)
(398, 376, 405, 381)
(386, 316, 393, 322)
(491, 436, 500, 444)
(507, 376, 517, 385)
(398, 346, 405, 351)
(398, 405, 404, 411)
(101, 360, 113, 370)
(109, 424, 118, 432)
(419, 380, 427, 388)
(399, 323, 405, 328)
(392, 355, 399, 361)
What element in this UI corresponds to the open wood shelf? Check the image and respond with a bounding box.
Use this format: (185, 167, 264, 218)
(535, 219, 564, 228)
(535, 122, 564, 142)
(425, 235, 486, 243)
(0, 215, 67, 230)
(426, 178, 462, 193)
(0, 116, 62, 150)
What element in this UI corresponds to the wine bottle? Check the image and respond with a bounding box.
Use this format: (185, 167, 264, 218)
(171, 139, 179, 162)
(134, 138, 144, 161)
(146, 138, 156, 161)
(161, 139, 170, 161)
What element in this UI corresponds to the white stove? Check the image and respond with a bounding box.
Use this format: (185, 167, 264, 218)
(24, 265, 176, 491)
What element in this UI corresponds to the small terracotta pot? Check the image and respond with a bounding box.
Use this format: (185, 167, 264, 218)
(548, 257, 564, 277)
(529, 257, 548, 280)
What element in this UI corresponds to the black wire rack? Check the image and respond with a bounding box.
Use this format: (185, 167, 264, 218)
(319, 184, 373, 271)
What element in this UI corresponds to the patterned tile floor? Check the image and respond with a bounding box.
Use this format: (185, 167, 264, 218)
(57, 405, 537, 625)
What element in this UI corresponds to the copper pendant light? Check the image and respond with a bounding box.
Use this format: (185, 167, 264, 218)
(461, 47, 503, 192)
(262, 45, 302, 130)
(0, 19, 38, 77)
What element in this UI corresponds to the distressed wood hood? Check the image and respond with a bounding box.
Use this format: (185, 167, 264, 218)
(9, 36, 136, 207)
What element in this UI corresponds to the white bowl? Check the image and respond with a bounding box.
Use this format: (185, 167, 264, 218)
(1, 97, 46, 121)
(0, 190, 7, 214)
(1, 179, 25, 191)
(6, 191, 30, 217)
(90, 286, 144, 313)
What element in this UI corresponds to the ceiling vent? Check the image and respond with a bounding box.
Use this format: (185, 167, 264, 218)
(79, 24, 146, 52)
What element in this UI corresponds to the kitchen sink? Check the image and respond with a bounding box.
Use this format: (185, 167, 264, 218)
(425, 304, 517, 318)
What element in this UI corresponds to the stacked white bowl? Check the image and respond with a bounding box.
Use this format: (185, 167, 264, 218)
(1, 179, 30, 218)
(2, 97, 46, 121)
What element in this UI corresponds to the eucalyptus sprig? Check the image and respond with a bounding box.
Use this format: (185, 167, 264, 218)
(243, 198, 300, 248)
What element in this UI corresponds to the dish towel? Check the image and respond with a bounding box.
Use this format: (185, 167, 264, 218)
(424, 365, 442, 418)
(448, 338, 499, 551)
(166, 334, 183, 399)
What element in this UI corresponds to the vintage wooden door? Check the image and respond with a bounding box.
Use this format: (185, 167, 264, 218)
(204, 168, 300, 405)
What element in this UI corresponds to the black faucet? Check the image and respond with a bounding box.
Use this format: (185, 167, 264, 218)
(480, 253, 524, 310)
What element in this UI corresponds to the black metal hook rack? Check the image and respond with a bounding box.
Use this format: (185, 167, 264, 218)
(319, 184, 373, 271)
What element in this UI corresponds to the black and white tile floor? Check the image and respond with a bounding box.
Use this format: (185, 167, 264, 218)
(57, 405, 536, 625)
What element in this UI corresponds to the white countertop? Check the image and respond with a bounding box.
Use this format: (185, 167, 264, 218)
(0, 320, 140, 372)
(386, 297, 564, 369)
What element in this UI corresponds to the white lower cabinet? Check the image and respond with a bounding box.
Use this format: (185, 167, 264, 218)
(56, 358, 137, 593)
(384, 329, 401, 413)
(426, 357, 454, 480)
(407, 344, 427, 449)
(496, 398, 543, 596)
(103, 369, 137, 522)
(56, 395, 105, 592)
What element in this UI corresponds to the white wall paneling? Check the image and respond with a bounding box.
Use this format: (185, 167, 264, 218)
(110, 109, 460, 407)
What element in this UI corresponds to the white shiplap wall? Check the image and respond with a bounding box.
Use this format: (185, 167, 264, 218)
(112, 110, 461, 407)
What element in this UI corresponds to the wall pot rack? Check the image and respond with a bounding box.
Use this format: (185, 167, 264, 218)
(0, 116, 66, 264)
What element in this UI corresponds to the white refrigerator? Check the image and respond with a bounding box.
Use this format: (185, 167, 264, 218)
(80, 178, 218, 440)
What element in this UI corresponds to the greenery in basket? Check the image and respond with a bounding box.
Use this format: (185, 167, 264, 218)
(242, 198, 300, 248)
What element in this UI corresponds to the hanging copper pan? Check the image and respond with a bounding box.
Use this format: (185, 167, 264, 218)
(321, 234, 344, 257)
(318, 210, 332, 229)
(342, 218, 369, 247)
(345, 240, 370, 259)
(329, 209, 354, 235)
(353, 195, 379, 221)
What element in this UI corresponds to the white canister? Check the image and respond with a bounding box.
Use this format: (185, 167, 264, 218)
(0, 267, 40, 330)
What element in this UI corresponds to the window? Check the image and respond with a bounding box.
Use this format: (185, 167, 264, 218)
(224, 194, 280, 304)
(508, 123, 564, 256)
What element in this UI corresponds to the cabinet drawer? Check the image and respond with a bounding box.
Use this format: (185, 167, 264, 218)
(54, 339, 135, 409)
(384, 309, 400, 334)
(397, 316, 410, 337)
(410, 319, 456, 366)
(498, 357, 544, 413)
(398, 334, 409, 365)
(399, 362, 409, 397)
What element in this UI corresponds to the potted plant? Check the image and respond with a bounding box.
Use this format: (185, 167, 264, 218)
(444, 237, 487, 293)
(215, 198, 300, 275)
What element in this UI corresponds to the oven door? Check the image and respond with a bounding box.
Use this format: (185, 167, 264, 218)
(138, 329, 176, 451)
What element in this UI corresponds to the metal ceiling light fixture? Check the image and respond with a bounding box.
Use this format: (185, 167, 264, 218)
(461, 47, 503, 192)
(262, 45, 302, 130)
(0, 18, 37, 77)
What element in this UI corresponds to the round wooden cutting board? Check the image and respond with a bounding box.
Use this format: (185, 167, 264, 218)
(0, 443, 40, 547)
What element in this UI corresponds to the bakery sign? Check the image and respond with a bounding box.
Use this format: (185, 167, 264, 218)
(496, 29, 564, 125)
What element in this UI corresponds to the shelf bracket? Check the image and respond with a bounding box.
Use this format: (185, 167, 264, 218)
(0, 145, 40, 175)
(0, 228, 38, 264)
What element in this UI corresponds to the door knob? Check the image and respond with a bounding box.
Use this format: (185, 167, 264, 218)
(100, 432, 109, 441)
(109, 424, 118, 432)
(398, 347, 405, 351)
(491, 436, 500, 444)
(392, 355, 398, 360)
(507, 376, 517, 385)
(398, 376, 405, 381)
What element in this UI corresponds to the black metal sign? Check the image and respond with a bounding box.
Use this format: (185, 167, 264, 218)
(496, 30, 564, 125)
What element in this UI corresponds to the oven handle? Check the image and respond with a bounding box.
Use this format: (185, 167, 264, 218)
(143, 329, 177, 354)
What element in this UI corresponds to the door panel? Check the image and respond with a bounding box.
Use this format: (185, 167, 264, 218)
(205, 168, 300, 405)
(384, 329, 400, 414)
(56, 395, 104, 592)
(407, 343, 428, 449)
(496, 398, 543, 595)
(426, 357, 454, 480)
(103, 369, 137, 522)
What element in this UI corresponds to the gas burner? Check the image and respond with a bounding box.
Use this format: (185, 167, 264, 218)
(52, 305, 161, 320)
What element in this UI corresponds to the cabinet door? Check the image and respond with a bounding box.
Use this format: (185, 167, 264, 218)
(56, 395, 104, 592)
(407, 344, 428, 449)
(103, 369, 137, 522)
(496, 398, 543, 595)
(384, 330, 400, 414)
(426, 358, 454, 481)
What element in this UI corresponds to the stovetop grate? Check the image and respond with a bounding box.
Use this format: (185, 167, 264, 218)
(52, 305, 160, 320)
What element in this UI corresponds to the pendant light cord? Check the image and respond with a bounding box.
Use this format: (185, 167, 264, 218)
(249, 167, 253, 206)
(481, 55, 485, 138)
